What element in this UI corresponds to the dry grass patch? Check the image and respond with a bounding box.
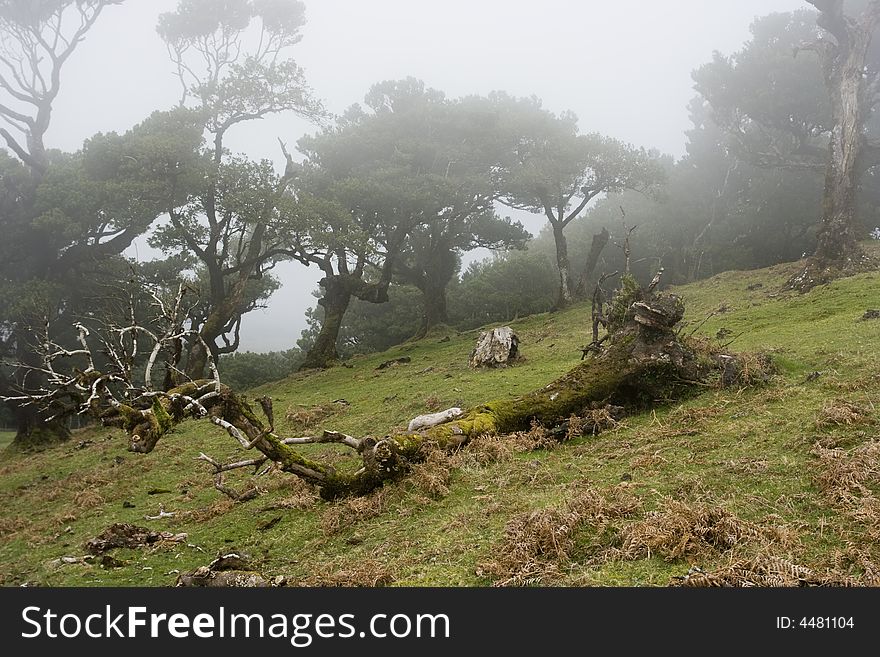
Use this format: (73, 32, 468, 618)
(671, 556, 863, 587)
(509, 421, 559, 452)
(320, 489, 389, 536)
(73, 489, 105, 510)
(257, 472, 321, 510)
(724, 457, 770, 476)
(825, 545, 880, 585)
(451, 434, 516, 468)
(730, 352, 775, 387)
(815, 399, 873, 430)
(812, 440, 880, 540)
(285, 401, 348, 430)
(298, 560, 395, 587)
(629, 450, 669, 472)
(409, 446, 452, 500)
(567, 408, 623, 438)
(615, 496, 797, 562)
(812, 440, 880, 502)
(477, 484, 642, 586)
(667, 404, 726, 426)
(0, 516, 27, 539)
(179, 497, 236, 523)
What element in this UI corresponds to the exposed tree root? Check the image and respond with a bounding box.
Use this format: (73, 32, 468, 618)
(787, 248, 877, 293)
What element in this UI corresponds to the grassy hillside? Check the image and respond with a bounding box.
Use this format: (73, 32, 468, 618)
(2, 255, 880, 586)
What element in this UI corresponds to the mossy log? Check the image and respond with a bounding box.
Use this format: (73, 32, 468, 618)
(101, 293, 749, 500)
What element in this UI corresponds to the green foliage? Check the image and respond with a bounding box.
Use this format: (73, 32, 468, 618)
(692, 8, 879, 236)
(158, 0, 321, 123)
(296, 248, 559, 356)
(298, 285, 424, 357)
(692, 10, 833, 164)
(449, 251, 558, 329)
(219, 349, 304, 391)
(488, 92, 665, 213)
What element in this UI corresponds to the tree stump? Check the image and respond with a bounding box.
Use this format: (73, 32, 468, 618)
(469, 327, 519, 368)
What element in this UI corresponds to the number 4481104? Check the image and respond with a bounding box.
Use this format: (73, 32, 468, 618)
(777, 617, 854, 629)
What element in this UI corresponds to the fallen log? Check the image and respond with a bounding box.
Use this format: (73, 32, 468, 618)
(6, 284, 762, 501)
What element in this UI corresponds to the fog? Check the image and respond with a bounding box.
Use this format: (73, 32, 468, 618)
(39, 0, 804, 351)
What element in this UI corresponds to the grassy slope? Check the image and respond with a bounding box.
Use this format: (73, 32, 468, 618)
(1, 254, 879, 586)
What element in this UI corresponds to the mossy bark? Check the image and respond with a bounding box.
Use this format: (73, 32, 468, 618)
(385, 296, 704, 463)
(102, 293, 736, 500)
(299, 283, 352, 371)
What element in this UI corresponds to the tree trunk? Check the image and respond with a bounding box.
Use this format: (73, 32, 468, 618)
(186, 274, 251, 379)
(414, 283, 449, 340)
(39, 276, 756, 502)
(815, 42, 868, 266)
(10, 334, 70, 448)
(552, 224, 573, 308)
(300, 282, 352, 371)
(791, 2, 880, 290)
(575, 227, 610, 298)
(404, 247, 457, 340)
(109, 292, 729, 501)
(12, 405, 71, 450)
(186, 341, 210, 382)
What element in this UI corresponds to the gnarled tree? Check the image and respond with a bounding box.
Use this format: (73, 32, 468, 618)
(694, 3, 880, 289)
(4, 272, 757, 500)
(153, 0, 323, 379)
(492, 93, 665, 308)
(0, 0, 126, 446)
(289, 81, 514, 368)
(798, 0, 880, 284)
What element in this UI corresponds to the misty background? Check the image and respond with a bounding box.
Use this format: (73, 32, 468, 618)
(44, 0, 804, 351)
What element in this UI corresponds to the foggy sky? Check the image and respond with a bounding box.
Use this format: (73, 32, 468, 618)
(36, 0, 806, 351)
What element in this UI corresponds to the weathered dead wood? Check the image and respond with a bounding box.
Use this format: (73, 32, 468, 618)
(469, 327, 519, 368)
(175, 552, 282, 587)
(85, 523, 187, 555)
(575, 226, 611, 297)
(408, 408, 464, 432)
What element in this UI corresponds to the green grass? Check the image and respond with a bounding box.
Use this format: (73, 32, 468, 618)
(2, 250, 880, 586)
(0, 432, 14, 451)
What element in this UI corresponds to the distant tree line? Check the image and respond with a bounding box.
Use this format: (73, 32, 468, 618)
(1, 1, 878, 445)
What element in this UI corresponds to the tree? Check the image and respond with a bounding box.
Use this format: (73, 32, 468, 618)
(0, 0, 126, 446)
(556, 98, 823, 287)
(694, 4, 880, 288)
(380, 85, 530, 338)
(395, 206, 530, 339)
(297, 284, 424, 358)
(799, 0, 880, 283)
(153, 0, 323, 378)
(219, 348, 303, 390)
(449, 251, 557, 329)
(287, 116, 430, 369)
(290, 80, 524, 367)
(492, 94, 664, 308)
(0, 0, 123, 176)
